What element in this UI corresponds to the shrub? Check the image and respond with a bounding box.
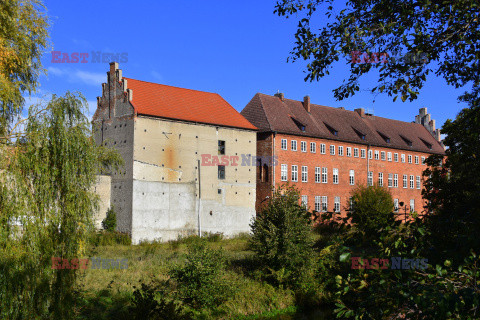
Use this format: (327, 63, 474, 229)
(249, 184, 317, 293)
(102, 206, 117, 232)
(169, 238, 232, 309)
(88, 231, 131, 246)
(349, 184, 394, 234)
(130, 281, 191, 320)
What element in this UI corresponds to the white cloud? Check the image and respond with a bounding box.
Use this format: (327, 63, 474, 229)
(46, 67, 105, 87)
(75, 70, 106, 86)
(150, 71, 163, 81)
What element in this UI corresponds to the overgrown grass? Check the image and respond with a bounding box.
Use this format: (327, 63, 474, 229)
(74, 233, 318, 319)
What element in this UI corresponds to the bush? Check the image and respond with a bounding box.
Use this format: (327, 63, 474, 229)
(349, 184, 394, 234)
(130, 281, 191, 320)
(88, 231, 131, 246)
(102, 206, 117, 232)
(169, 238, 233, 309)
(250, 184, 317, 293)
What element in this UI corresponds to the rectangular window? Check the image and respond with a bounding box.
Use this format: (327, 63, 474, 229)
(401, 154, 406, 163)
(394, 174, 398, 188)
(354, 148, 359, 157)
(291, 140, 297, 151)
(315, 167, 321, 183)
(333, 168, 339, 184)
(410, 199, 415, 212)
(415, 156, 419, 164)
(330, 145, 335, 155)
(381, 151, 386, 161)
(410, 175, 414, 189)
(338, 146, 344, 156)
(346, 147, 352, 157)
(310, 142, 316, 153)
(281, 139, 287, 150)
(408, 155, 412, 163)
(368, 171, 373, 186)
(315, 196, 321, 212)
(291, 165, 298, 182)
(394, 199, 399, 212)
(378, 172, 383, 187)
(387, 152, 392, 161)
(416, 176, 421, 189)
(321, 196, 328, 212)
(301, 166, 308, 182)
(421, 156, 426, 165)
(301, 195, 308, 207)
(375, 150, 379, 160)
(361, 149, 366, 158)
(301, 141, 307, 152)
(320, 143, 326, 154)
(334, 196, 340, 213)
(394, 153, 399, 162)
(281, 164, 288, 181)
(322, 167, 328, 183)
(349, 170, 355, 185)
(218, 140, 225, 155)
(403, 174, 408, 188)
(368, 150, 373, 159)
(218, 165, 225, 180)
(388, 173, 393, 187)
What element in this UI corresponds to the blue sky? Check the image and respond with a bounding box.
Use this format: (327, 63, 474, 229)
(32, 0, 468, 128)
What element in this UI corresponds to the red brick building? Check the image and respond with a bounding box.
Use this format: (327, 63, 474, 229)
(241, 92, 445, 215)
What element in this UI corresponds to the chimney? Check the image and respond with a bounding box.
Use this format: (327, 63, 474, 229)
(354, 108, 365, 118)
(274, 92, 284, 101)
(303, 95, 311, 113)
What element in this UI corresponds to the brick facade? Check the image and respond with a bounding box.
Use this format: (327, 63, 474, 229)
(259, 133, 432, 215)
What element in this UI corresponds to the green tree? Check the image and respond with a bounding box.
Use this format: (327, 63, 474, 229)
(422, 105, 480, 265)
(0, 92, 120, 319)
(349, 184, 394, 235)
(250, 184, 316, 293)
(274, 0, 480, 105)
(102, 206, 117, 232)
(0, 0, 49, 134)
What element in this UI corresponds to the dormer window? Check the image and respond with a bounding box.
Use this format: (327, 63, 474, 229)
(400, 135, 413, 147)
(353, 127, 366, 140)
(420, 138, 432, 150)
(291, 117, 306, 132)
(377, 131, 391, 143)
(324, 123, 338, 136)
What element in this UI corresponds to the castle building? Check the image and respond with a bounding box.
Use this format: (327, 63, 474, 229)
(92, 63, 257, 243)
(241, 92, 445, 214)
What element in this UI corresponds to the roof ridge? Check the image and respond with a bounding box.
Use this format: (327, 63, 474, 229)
(123, 77, 219, 96)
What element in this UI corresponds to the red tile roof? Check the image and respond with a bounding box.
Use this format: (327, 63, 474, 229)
(124, 77, 256, 130)
(241, 93, 445, 155)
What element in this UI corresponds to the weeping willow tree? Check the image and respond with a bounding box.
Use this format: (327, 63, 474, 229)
(0, 92, 121, 319)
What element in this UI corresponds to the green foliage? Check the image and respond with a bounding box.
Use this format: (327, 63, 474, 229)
(169, 238, 233, 309)
(102, 206, 117, 232)
(349, 184, 394, 235)
(130, 281, 191, 320)
(88, 231, 132, 246)
(0, 0, 49, 133)
(250, 184, 317, 294)
(423, 105, 480, 265)
(0, 92, 121, 319)
(274, 0, 480, 106)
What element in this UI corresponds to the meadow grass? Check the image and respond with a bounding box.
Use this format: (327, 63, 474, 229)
(74, 233, 300, 319)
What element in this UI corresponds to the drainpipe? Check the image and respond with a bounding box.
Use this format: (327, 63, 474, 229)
(197, 159, 201, 237)
(367, 144, 371, 184)
(272, 132, 276, 188)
